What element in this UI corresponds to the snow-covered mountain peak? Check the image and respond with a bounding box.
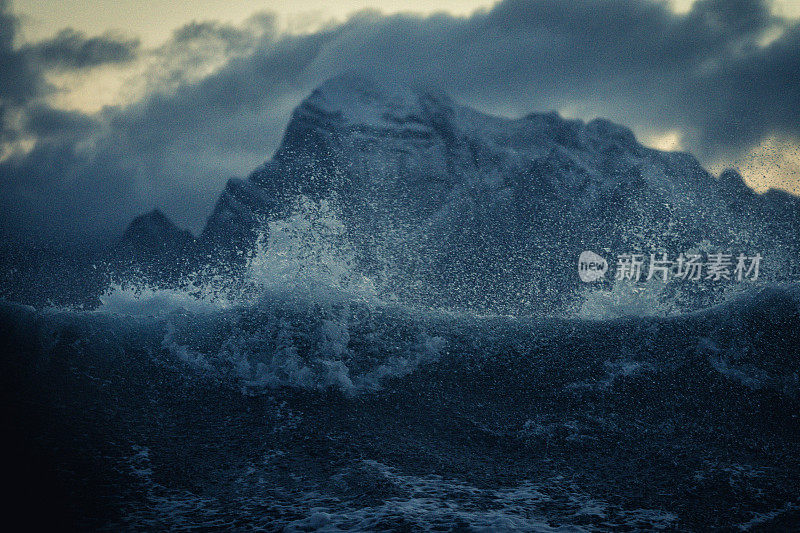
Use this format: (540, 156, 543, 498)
(299, 72, 454, 130)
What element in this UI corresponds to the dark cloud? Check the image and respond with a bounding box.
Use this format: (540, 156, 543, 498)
(0, 1, 134, 145)
(0, 0, 45, 148)
(0, 0, 798, 243)
(23, 28, 139, 70)
(679, 23, 800, 156)
(171, 20, 255, 51)
(0, 0, 44, 104)
(24, 104, 98, 138)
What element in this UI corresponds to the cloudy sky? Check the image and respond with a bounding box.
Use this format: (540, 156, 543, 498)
(1, 0, 799, 243)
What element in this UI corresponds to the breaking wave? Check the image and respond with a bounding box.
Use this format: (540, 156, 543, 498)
(3, 196, 800, 530)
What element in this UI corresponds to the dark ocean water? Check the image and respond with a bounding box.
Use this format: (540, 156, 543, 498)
(1, 282, 799, 531)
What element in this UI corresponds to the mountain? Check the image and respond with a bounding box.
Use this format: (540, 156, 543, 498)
(121, 209, 194, 250)
(114, 209, 197, 285)
(127, 73, 800, 312)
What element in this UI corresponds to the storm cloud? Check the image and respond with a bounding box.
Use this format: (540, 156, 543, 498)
(23, 28, 139, 69)
(0, 0, 44, 144)
(0, 0, 798, 243)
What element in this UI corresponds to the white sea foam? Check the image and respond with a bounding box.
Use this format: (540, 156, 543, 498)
(242, 196, 379, 306)
(98, 196, 378, 316)
(96, 197, 447, 393)
(571, 279, 679, 320)
(98, 284, 231, 316)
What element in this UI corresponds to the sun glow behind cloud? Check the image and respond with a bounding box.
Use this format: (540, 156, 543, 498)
(13, 0, 800, 120)
(644, 130, 684, 153)
(711, 136, 800, 196)
(13, 0, 497, 46)
(22, 0, 800, 47)
(13, 1, 497, 116)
